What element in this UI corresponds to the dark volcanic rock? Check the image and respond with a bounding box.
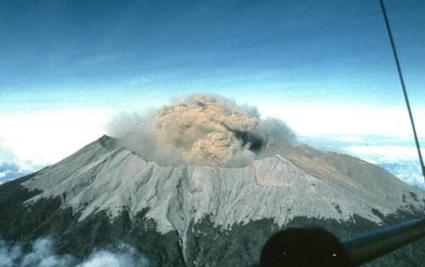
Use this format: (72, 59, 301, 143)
(1, 176, 425, 267)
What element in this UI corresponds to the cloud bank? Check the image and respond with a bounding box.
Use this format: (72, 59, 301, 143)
(0, 162, 30, 185)
(0, 147, 39, 185)
(301, 135, 425, 190)
(0, 237, 149, 267)
(0, 108, 112, 167)
(107, 94, 296, 167)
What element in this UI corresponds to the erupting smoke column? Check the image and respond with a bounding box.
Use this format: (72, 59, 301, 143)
(108, 95, 295, 167)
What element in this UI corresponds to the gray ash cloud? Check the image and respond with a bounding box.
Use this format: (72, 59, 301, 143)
(108, 94, 296, 167)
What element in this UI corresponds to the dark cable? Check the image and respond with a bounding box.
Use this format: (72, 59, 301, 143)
(379, 0, 425, 180)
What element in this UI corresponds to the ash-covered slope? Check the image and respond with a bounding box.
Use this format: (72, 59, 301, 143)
(21, 136, 425, 231)
(1, 135, 425, 266)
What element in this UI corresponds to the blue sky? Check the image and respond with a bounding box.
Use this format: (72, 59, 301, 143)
(0, 0, 424, 184)
(1, 0, 424, 110)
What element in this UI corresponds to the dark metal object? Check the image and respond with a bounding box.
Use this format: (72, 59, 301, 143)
(344, 216, 425, 266)
(379, 0, 425, 179)
(260, 227, 353, 267)
(257, 217, 425, 266)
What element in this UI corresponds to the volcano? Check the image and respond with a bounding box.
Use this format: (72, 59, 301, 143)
(1, 135, 425, 266)
(1, 96, 425, 266)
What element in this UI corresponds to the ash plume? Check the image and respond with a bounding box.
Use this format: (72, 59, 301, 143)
(108, 94, 296, 167)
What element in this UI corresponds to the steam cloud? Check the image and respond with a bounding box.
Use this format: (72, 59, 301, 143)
(0, 237, 149, 267)
(108, 94, 296, 167)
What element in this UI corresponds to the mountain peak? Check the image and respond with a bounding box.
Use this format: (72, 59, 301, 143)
(21, 136, 425, 235)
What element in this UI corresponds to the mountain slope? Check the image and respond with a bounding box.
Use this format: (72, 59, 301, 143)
(1, 135, 425, 266)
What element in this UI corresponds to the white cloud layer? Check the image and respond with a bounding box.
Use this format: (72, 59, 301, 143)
(346, 145, 424, 163)
(257, 102, 425, 138)
(0, 108, 112, 167)
(0, 237, 149, 267)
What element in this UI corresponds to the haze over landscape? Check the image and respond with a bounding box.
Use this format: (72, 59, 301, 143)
(1, 2, 425, 266)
